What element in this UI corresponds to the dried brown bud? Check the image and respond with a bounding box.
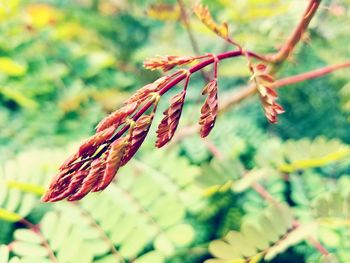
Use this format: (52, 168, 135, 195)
(79, 126, 116, 157)
(144, 55, 197, 72)
(68, 158, 105, 201)
(121, 114, 154, 165)
(194, 5, 229, 40)
(96, 102, 138, 132)
(124, 78, 166, 105)
(199, 80, 218, 137)
(42, 167, 86, 202)
(124, 71, 184, 105)
(93, 136, 129, 191)
(59, 152, 80, 171)
(41, 171, 70, 202)
(51, 170, 89, 202)
(43, 92, 160, 202)
(156, 90, 186, 148)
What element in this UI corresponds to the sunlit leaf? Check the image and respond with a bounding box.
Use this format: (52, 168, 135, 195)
(0, 57, 27, 76)
(0, 208, 22, 222)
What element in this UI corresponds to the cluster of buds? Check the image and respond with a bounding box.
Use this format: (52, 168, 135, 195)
(42, 100, 157, 202)
(42, 55, 221, 202)
(42, 5, 285, 202)
(144, 55, 210, 72)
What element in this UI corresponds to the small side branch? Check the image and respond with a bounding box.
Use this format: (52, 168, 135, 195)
(272, 61, 350, 88)
(221, 61, 350, 113)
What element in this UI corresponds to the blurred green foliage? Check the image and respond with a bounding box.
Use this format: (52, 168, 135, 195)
(0, 0, 350, 262)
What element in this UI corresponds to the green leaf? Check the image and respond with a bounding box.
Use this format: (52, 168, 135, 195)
(207, 204, 296, 262)
(0, 245, 10, 262)
(225, 231, 256, 257)
(0, 57, 27, 76)
(154, 234, 175, 255)
(13, 229, 42, 244)
(164, 224, 195, 246)
(19, 257, 50, 263)
(209, 240, 242, 260)
(241, 222, 269, 251)
(319, 228, 341, 248)
(133, 251, 165, 263)
(0, 87, 37, 110)
(119, 228, 150, 258)
(11, 242, 48, 257)
(232, 169, 270, 193)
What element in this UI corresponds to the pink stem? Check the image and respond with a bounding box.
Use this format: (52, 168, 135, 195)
(272, 61, 350, 88)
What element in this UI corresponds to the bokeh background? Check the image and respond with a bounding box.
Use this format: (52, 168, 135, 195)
(0, 0, 350, 262)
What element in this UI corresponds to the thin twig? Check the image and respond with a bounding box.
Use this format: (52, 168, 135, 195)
(306, 236, 330, 256)
(203, 139, 225, 160)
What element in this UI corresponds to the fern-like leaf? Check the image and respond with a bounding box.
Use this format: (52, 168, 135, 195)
(206, 204, 316, 262)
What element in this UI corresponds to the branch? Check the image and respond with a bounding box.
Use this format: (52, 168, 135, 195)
(172, 60, 349, 143)
(269, 0, 322, 64)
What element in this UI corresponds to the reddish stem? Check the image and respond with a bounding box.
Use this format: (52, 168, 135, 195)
(272, 61, 350, 88)
(293, 220, 329, 256)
